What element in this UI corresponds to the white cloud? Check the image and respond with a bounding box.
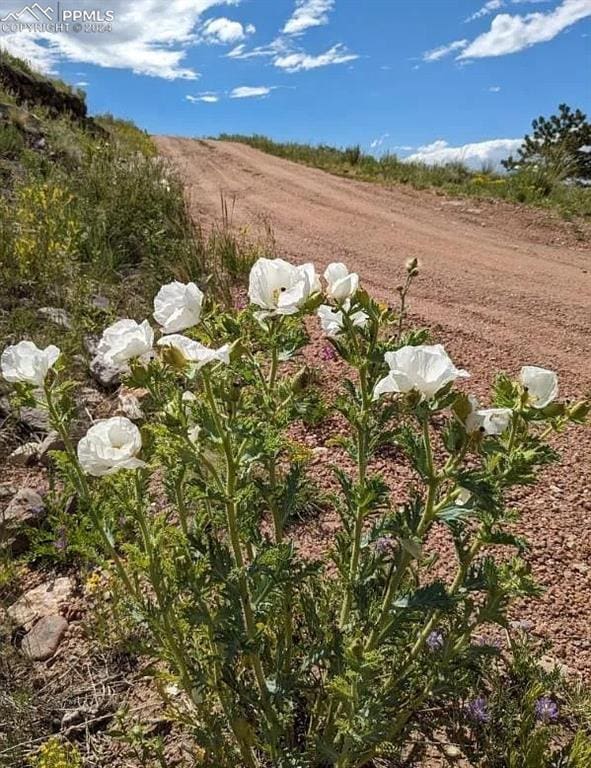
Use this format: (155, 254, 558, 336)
(489, 84, 502, 91)
(283, 0, 334, 35)
(202, 16, 255, 44)
(405, 138, 522, 170)
(423, 39, 468, 61)
(0, 0, 243, 80)
(226, 38, 288, 59)
(466, 0, 505, 23)
(230, 85, 274, 98)
(369, 132, 389, 149)
(223, 3, 355, 72)
(274, 43, 358, 71)
(75, 81, 89, 87)
(186, 92, 219, 103)
(459, 0, 591, 58)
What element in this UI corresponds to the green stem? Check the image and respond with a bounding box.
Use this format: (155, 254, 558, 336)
(202, 373, 278, 746)
(366, 418, 438, 650)
(339, 365, 370, 629)
(44, 381, 137, 598)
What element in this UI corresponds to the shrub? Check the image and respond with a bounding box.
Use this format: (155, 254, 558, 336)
(31, 738, 82, 768)
(0, 123, 24, 159)
(3, 258, 589, 766)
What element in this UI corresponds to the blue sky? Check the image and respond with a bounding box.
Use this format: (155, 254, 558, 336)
(1, 0, 590, 167)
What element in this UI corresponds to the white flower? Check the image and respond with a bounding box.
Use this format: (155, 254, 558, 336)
(153, 281, 204, 334)
(77, 417, 145, 477)
(373, 344, 469, 400)
(1, 341, 60, 385)
(157, 334, 230, 368)
(97, 319, 154, 367)
(324, 262, 359, 301)
(520, 365, 558, 409)
(317, 302, 368, 337)
(248, 257, 320, 315)
(465, 395, 512, 436)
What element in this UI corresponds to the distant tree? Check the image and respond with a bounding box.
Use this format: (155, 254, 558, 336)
(502, 104, 591, 181)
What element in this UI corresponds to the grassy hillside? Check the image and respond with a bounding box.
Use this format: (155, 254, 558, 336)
(0, 52, 261, 375)
(218, 133, 591, 220)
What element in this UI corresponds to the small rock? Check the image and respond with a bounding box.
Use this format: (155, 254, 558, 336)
(311, 446, 329, 462)
(0, 394, 49, 432)
(442, 745, 462, 759)
(90, 355, 120, 389)
(510, 619, 534, 632)
(0, 484, 16, 500)
(573, 562, 590, 575)
(38, 307, 72, 330)
(19, 405, 50, 432)
(21, 615, 68, 661)
(38, 431, 65, 466)
(1, 488, 45, 554)
(91, 294, 110, 311)
(8, 577, 74, 629)
(539, 654, 570, 676)
(7, 442, 39, 467)
(117, 387, 146, 420)
(84, 335, 99, 357)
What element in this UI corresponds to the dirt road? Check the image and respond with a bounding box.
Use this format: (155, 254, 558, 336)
(156, 137, 591, 676)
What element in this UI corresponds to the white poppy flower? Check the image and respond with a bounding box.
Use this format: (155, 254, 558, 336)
(465, 395, 512, 436)
(157, 334, 230, 368)
(248, 258, 320, 315)
(317, 302, 368, 337)
(324, 262, 359, 301)
(153, 281, 204, 334)
(373, 344, 469, 400)
(97, 319, 154, 367)
(77, 417, 145, 477)
(1, 341, 60, 385)
(520, 365, 558, 409)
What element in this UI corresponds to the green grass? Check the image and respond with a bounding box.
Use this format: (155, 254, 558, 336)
(0, 56, 264, 377)
(218, 133, 591, 220)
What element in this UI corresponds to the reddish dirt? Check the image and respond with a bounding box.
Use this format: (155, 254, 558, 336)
(156, 137, 591, 681)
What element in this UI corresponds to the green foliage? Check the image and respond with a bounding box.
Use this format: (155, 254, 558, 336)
(503, 104, 591, 182)
(218, 133, 591, 219)
(0, 123, 24, 158)
(16, 259, 588, 767)
(31, 738, 82, 768)
(456, 631, 590, 768)
(0, 61, 241, 373)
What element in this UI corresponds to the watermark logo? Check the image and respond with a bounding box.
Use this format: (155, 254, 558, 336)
(0, 4, 53, 22)
(1, 4, 114, 32)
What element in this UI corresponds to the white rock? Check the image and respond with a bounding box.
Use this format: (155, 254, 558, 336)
(8, 577, 73, 629)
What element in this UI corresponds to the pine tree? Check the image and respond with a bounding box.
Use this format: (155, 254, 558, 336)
(502, 104, 591, 181)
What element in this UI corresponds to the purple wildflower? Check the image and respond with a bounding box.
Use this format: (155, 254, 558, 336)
(54, 528, 68, 552)
(466, 696, 490, 724)
(535, 697, 559, 724)
(373, 536, 396, 556)
(321, 344, 337, 362)
(426, 630, 445, 651)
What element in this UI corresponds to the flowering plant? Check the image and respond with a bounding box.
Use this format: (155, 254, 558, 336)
(3, 259, 588, 766)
